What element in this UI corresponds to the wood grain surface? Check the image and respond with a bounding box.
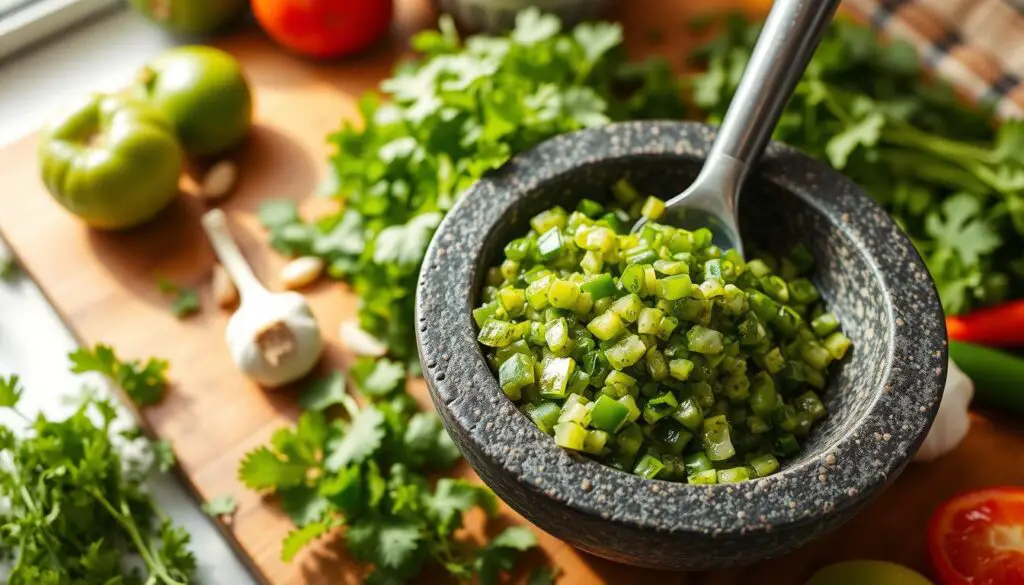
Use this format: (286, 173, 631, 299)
(1, 0, 1022, 583)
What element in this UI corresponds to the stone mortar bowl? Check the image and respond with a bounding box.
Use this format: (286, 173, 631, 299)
(415, 121, 947, 570)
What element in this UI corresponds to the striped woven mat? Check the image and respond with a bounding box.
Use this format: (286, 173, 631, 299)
(844, 0, 1024, 119)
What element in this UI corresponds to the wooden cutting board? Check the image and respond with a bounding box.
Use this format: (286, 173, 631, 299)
(1, 0, 1022, 583)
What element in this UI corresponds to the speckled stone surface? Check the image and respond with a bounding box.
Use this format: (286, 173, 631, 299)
(415, 121, 947, 570)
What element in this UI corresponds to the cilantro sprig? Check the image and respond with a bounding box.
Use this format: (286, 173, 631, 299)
(0, 369, 195, 584)
(69, 343, 170, 406)
(690, 16, 1024, 315)
(258, 9, 686, 363)
(238, 369, 538, 583)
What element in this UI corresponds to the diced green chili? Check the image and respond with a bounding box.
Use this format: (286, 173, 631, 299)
(823, 332, 852, 360)
(554, 422, 587, 450)
(717, 467, 751, 483)
(498, 353, 535, 400)
(702, 415, 736, 461)
(528, 401, 561, 434)
(633, 454, 665, 479)
(476, 195, 849, 484)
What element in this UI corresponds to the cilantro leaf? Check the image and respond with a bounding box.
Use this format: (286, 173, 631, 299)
(373, 213, 443, 269)
(156, 277, 200, 318)
(0, 374, 23, 408)
(512, 8, 561, 45)
(258, 199, 301, 229)
(429, 479, 497, 532)
(402, 412, 461, 470)
(353, 358, 407, 398)
(69, 344, 170, 406)
(281, 485, 330, 527)
(238, 447, 309, 491)
(475, 526, 538, 585)
(573, 22, 623, 65)
(324, 407, 386, 472)
(825, 111, 885, 169)
(300, 371, 348, 411)
(151, 439, 176, 472)
(925, 194, 1002, 266)
(282, 521, 330, 562)
(347, 516, 425, 575)
(202, 494, 238, 518)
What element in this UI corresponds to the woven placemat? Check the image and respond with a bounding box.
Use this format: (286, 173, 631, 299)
(845, 0, 1024, 119)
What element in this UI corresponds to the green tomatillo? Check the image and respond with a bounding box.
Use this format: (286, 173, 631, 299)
(137, 46, 253, 157)
(38, 94, 183, 230)
(128, 0, 247, 37)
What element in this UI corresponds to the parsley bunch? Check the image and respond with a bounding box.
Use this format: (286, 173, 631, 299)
(690, 16, 1024, 315)
(238, 370, 540, 583)
(261, 9, 685, 362)
(0, 375, 195, 585)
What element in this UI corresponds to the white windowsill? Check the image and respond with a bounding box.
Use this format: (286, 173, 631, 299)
(0, 0, 121, 61)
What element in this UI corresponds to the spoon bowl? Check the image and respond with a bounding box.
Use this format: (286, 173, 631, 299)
(638, 0, 841, 252)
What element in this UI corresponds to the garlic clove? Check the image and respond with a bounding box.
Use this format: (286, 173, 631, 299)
(280, 256, 325, 290)
(340, 321, 388, 357)
(914, 358, 975, 463)
(199, 161, 238, 200)
(212, 264, 238, 307)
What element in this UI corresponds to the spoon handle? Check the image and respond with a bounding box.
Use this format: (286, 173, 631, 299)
(709, 0, 840, 174)
(201, 209, 268, 303)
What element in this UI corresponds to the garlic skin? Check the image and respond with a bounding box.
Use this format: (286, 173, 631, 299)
(225, 291, 323, 388)
(915, 358, 974, 462)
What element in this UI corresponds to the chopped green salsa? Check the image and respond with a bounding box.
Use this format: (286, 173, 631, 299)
(475, 182, 851, 483)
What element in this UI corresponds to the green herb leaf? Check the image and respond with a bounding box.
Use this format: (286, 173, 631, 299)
(373, 213, 443, 270)
(259, 199, 301, 229)
(202, 494, 238, 518)
(324, 406, 386, 471)
(825, 112, 885, 169)
(475, 526, 539, 585)
(281, 485, 330, 527)
(152, 439, 176, 472)
(429, 479, 497, 532)
(347, 516, 425, 575)
(300, 371, 348, 411)
(157, 277, 200, 318)
(282, 521, 329, 562)
(69, 344, 170, 406)
(353, 358, 407, 398)
(925, 194, 1002, 266)
(238, 447, 309, 491)
(0, 374, 23, 408)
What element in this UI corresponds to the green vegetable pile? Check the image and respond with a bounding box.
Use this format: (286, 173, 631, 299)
(237, 367, 544, 584)
(259, 9, 685, 361)
(0, 358, 191, 584)
(475, 188, 850, 483)
(690, 16, 1024, 315)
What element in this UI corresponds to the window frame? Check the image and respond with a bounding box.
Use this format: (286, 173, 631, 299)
(0, 0, 120, 61)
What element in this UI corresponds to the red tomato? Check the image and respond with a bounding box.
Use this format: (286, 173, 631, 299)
(251, 0, 393, 58)
(929, 487, 1024, 585)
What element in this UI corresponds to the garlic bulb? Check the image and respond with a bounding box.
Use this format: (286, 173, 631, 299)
(201, 210, 323, 388)
(915, 357, 974, 462)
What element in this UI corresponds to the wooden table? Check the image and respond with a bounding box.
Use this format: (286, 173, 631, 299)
(0, 0, 1021, 583)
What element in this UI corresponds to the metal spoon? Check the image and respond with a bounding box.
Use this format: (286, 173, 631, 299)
(633, 0, 841, 256)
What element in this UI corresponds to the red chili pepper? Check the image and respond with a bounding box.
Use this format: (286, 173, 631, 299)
(946, 299, 1024, 347)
